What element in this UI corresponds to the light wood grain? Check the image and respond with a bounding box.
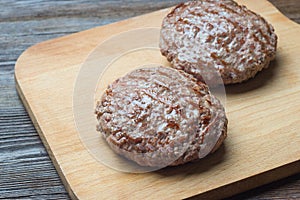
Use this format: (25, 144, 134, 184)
(0, 1, 299, 199)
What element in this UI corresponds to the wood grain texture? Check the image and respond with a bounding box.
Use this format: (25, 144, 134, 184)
(1, 0, 300, 199)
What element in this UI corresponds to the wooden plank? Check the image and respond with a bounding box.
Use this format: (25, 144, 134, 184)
(14, 0, 300, 199)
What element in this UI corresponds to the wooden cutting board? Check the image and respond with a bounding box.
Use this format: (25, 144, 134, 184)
(15, 0, 300, 199)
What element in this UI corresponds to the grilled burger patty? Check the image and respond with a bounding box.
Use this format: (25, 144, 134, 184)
(160, 0, 277, 84)
(95, 67, 227, 167)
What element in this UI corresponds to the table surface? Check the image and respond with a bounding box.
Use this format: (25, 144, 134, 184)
(1, 0, 299, 199)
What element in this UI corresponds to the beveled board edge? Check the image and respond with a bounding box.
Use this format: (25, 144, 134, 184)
(15, 78, 79, 200)
(189, 161, 300, 199)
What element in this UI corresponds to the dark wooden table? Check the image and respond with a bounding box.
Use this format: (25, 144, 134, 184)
(0, 0, 299, 199)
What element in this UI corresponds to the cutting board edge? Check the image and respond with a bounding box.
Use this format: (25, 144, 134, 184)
(14, 76, 79, 200)
(188, 160, 300, 199)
